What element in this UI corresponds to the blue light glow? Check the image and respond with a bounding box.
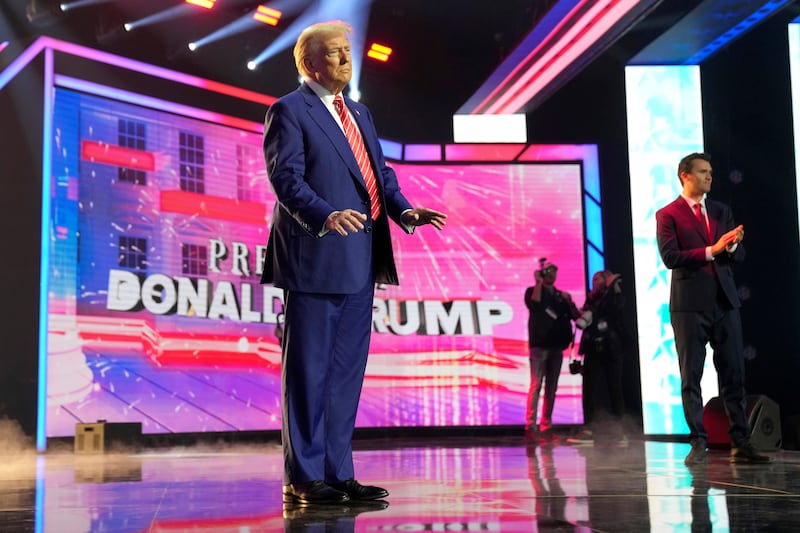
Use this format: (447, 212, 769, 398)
(37, 48, 55, 452)
(190, 0, 307, 51)
(246, 0, 373, 102)
(124, 4, 192, 32)
(684, 1, 792, 65)
(583, 194, 603, 254)
(379, 138, 402, 160)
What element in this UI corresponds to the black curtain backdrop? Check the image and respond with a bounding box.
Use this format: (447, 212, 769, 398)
(0, 57, 45, 437)
(701, 10, 800, 436)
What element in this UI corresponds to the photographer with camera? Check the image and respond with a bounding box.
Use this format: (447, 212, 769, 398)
(569, 270, 626, 446)
(524, 259, 581, 444)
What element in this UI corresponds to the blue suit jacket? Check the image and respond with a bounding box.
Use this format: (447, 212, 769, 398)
(260, 83, 413, 293)
(656, 196, 744, 312)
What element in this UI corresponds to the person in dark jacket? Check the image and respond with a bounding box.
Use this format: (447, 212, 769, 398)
(524, 261, 580, 442)
(572, 270, 626, 445)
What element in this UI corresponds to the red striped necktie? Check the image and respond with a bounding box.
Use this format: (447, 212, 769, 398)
(333, 95, 381, 220)
(694, 203, 711, 242)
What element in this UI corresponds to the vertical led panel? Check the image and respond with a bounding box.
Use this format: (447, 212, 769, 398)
(625, 65, 718, 436)
(36, 48, 55, 451)
(790, 21, 800, 243)
(629, 66, 729, 530)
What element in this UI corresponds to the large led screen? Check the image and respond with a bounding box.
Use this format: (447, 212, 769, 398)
(625, 65, 717, 436)
(44, 87, 588, 437)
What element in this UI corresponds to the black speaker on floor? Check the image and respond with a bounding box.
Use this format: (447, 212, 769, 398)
(703, 395, 781, 451)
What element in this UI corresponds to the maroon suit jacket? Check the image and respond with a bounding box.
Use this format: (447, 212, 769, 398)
(656, 196, 744, 312)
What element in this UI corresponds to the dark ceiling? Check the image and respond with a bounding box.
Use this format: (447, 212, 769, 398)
(1, 0, 746, 142)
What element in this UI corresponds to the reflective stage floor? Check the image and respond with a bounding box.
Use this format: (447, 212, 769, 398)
(2, 432, 800, 532)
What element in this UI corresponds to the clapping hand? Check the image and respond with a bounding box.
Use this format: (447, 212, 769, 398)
(713, 224, 744, 254)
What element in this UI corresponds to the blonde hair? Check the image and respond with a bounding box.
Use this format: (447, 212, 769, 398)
(294, 20, 353, 78)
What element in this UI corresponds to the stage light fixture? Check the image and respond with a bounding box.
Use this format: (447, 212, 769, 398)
(185, 0, 216, 8)
(247, 60, 257, 71)
(0, 41, 8, 54)
(253, 5, 281, 26)
(188, 42, 197, 51)
(366, 42, 392, 62)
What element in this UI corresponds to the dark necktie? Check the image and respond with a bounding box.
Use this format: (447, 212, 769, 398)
(333, 95, 381, 220)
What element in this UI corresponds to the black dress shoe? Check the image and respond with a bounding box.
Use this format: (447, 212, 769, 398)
(730, 443, 772, 464)
(329, 478, 389, 500)
(283, 480, 350, 505)
(684, 441, 708, 466)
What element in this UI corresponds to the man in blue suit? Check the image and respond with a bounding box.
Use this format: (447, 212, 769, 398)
(261, 20, 446, 505)
(656, 152, 769, 466)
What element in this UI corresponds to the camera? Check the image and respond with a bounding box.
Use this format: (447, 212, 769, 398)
(537, 257, 557, 277)
(569, 359, 584, 375)
(575, 309, 593, 330)
(611, 276, 622, 294)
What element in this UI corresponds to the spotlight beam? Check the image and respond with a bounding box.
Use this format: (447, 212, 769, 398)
(189, 13, 262, 51)
(124, 4, 195, 32)
(247, 0, 373, 102)
(189, 0, 306, 52)
(59, 0, 116, 12)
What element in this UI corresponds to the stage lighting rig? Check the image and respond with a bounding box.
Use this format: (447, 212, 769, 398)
(185, 0, 216, 9)
(94, 6, 127, 46)
(366, 43, 392, 62)
(253, 5, 281, 26)
(26, 0, 61, 27)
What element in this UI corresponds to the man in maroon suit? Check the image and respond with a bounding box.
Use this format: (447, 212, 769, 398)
(656, 152, 770, 466)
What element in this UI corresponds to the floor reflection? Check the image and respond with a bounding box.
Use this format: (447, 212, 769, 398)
(283, 501, 389, 532)
(0, 436, 799, 532)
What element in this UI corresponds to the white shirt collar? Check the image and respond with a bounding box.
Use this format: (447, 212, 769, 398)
(303, 78, 349, 131)
(305, 78, 341, 105)
(680, 193, 706, 210)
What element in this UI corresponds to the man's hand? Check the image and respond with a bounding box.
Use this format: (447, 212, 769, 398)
(712, 225, 744, 255)
(325, 209, 367, 236)
(725, 224, 744, 252)
(727, 225, 744, 249)
(401, 207, 447, 230)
